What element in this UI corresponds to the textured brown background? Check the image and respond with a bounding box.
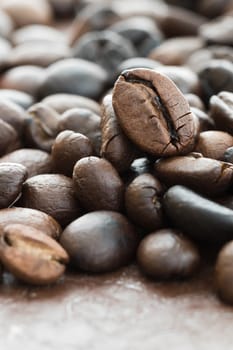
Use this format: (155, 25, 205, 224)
(0, 261, 233, 350)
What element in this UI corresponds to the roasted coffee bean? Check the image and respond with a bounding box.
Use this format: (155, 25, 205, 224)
(125, 173, 164, 231)
(137, 229, 200, 279)
(52, 130, 93, 177)
(58, 108, 101, 155)
(209, 91, 233, 134)
(195, 131, 233, 160)
(39, 58, 108, 100)
(112, 68, 197, 157)
(60, 211, 138, 273)
(0, 119, 20, 156)
(0, 163, 27, 209)
(19, 174, 81, 227)
(155, 154, 233, 196)
(0, 207, 61, 239)
(25, 103, 60, 152)
(215, 241, 233, 304)
(101, 94, 136, 173)
(73, 156, 124, 212)
(0, 224, 69, 285)
(0, 95, 27, 136)
(163, 185, 233, 242)
(0, 89, 34, 109)
(199, 15, 233, 46)
(0, 148, 52, 177)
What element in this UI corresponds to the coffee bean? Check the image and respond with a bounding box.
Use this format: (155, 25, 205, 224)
(125, 173, 164, 231)
(0, 119, 21, 156)
(0, 99, 26, 137)
(0, 163, 27, 208)
(163, 185, 233, 242)
(19, 174, 81, 227)
(199, 15, 233, 46)
(195, 131, 233, 160)
(73, 156, 124, 212)
(0, 207, 62, 239)
(0, 224, 69, 285)
(52, 130, 93, 177)
(215, 241, 233, 304)
(112, 68, 197, 157)
(209, 91, 233, 134)
(60, 211, 138, 272)
(137, 229, 200, 279)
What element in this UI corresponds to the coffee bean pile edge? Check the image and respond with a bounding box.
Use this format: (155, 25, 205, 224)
(0, 0, 232, 306)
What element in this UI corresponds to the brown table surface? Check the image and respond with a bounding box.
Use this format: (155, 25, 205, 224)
(0, 261, 233, 350)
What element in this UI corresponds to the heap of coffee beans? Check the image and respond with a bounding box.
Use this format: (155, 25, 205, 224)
(0, 0, 232, 306)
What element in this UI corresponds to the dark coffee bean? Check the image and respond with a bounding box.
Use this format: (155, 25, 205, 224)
(149, 37, 204, 66)
(209, 91, 233, 134)
(39, 58, 108, 100)
(191, 107, 215, 132)
(163, 185, 233, 242)
(0, 148, 52, 177)
(0, 207, 62, 239)
(0, 119, 21, 156)
(58, 108, 101, 155)
(185, 93, 205, 111)
(199, 15, 233, 46)
(112, 68, 196, 157)
(215, 241, 233, 305)
(0, 99, 26, 136)
(25, 103, 60, 152)
(155, 154, 233, 196)
(125, 173, 164, 231)
(19, 174, 81, 227)
(0, 89, 34, 109)
(73, 156, 124, 212)
(100, 94, 136, 173)
(73, 30, 136, 83)
(60, 211, 138, 273)
(137, 229, 200, 279)
(224, 146, 233, 163)
(195, 131, 233, 160)
(0, 163, 27, 209)
(0, 224, 69, 285)
(52, 130, 93, 177)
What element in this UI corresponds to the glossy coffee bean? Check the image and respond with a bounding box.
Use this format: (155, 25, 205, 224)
(20, 174, 81, 227)
(0, 224, 69, 285)
(155, 154, 233, 196)
(215, 241, 233, 304)
(73, 156, 124, 212)
(0, 163, 27, 209)
(137, 229, 200, 279)
(112, 68, 196, 157)
(101, 94, 136, 173)
(0, 148, 52, 178)
(0, 119, 20, 156)
(125, 174, 164, 231)
(52, 130, 93, 177)
(163, 185, 233, 242)
(60, 211, 138, 273)
(0, 207, 61, 239)
(195, 131, 233, 160)
(209, 91, 233, 134)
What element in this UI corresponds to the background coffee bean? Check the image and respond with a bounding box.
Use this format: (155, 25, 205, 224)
(209, 91, 233, 134)
(0, 99, 27, 136)
(0, 119, 21, 156)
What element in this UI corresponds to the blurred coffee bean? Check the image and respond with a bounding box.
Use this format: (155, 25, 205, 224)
(209, 91, 233, 134)
(0, 65, 45, 97)
(101, 94, 136, 173)
(109, 16, 163, 56)
(0, 0, 52, 27)
(215, 240, 233, 304)
(42, 93, 100, 114)
(195, 131, 233, 160)
(0, 207, 61, 239)
(73, 30, 136, 83)
(117, 57, 161, 76)
(155, 154, 233, 196)
(0, 119, 20, 156)
(58, 108, 101, 155)
(60, 211, 138, 272)
(0, 163, 27, 209)
(73, 156, 124, 212)
(0, 224, 69, 285)
(149, 37, 204, 66)
(0, 89, 34, 109)
(20, 174, 81, 227)
(199, 15, 233, 46)
(52, 130, 93, 177)
(113, 68, 196, 157)
(185, 93, 205, 111)
(191, 107, 215, 132)
(163, 185, 233, 242)
(137, 229, 200, 279)
(39, 58, 108, 100)
(0, 99, 26, 136)
(125, 173, 164, 231)
(0, 148, 52, 177)
(25, 103, 60, 152)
